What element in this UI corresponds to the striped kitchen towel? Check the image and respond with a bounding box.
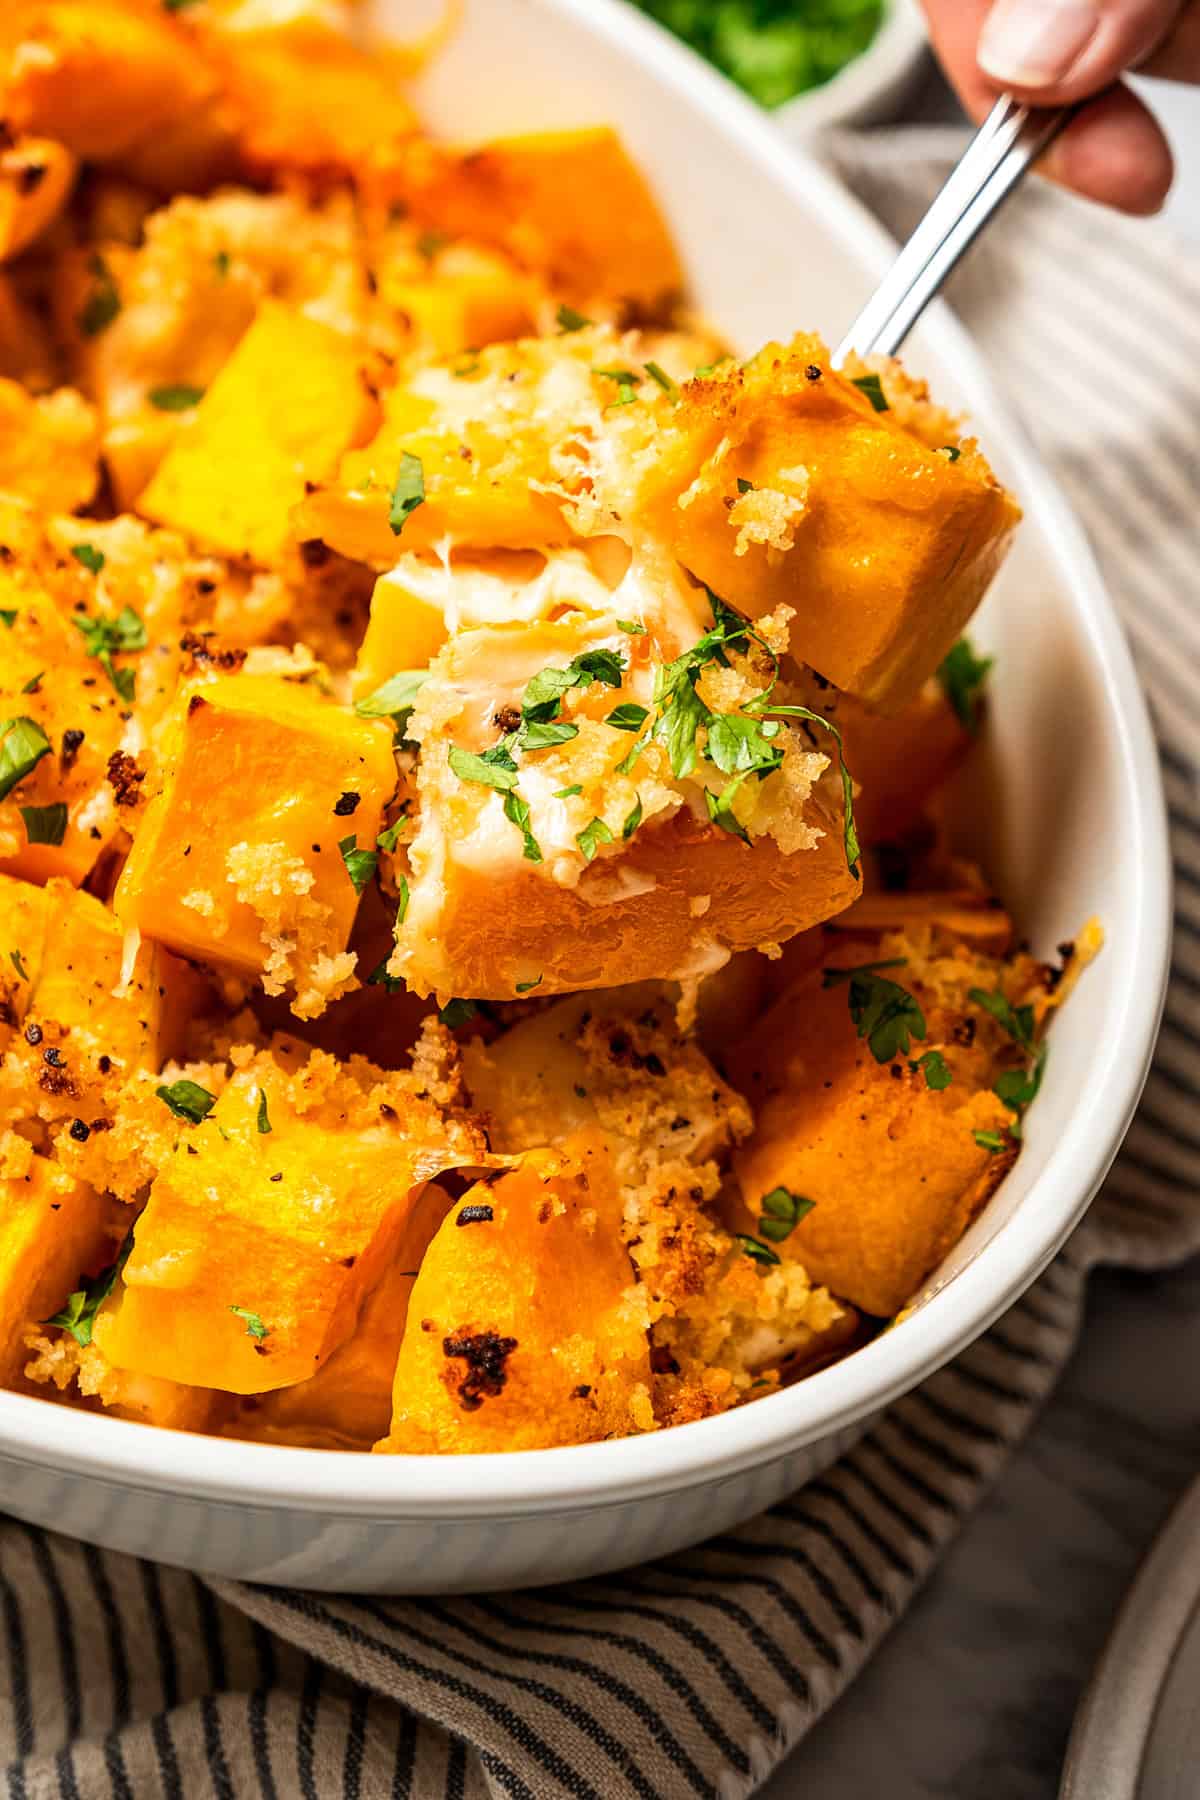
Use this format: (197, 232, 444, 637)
(2, 133, 1198, 1800)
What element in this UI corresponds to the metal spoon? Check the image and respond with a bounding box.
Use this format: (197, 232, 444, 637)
(837, 95, 1077, 362)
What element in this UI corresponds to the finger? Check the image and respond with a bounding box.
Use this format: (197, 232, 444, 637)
(1038, 81, 1175, 211)
(976, 0, 1186, 101)
(1139, 0, 1200, 78)
(918, 0, 998, 117)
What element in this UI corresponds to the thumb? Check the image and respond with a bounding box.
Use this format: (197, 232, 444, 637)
(976, 0, 1185, 98)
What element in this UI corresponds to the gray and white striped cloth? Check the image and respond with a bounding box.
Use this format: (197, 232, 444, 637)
(3, 132, 1198, 1800)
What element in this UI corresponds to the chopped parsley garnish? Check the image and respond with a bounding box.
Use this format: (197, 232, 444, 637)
(148, 383, 205, 412)
(20, 802, 67, 846)
(941, 444, 962, 463)
(338, 834, 377, 895)
(616, 619, 646, 636)
(388, 452, 426, 536)
(0, 611, 14, 628)
(256, 1089, 272, 1135)
(938, 637, 993, 735)
(577, 817, 614, 862)
(968, 986, 1035, 1050)
(213, 249, 230, 277)
(230, 1306, 269, 1342)
(974, 1129, 1008, 1153)
(606, 702, 649, 733)
(644, 360, 680, 400)
(354, 669, 428, 728)
(367, 954, 403, 992)
(824, 960, 927, 1063)
(78, 255, 120, 337)
(71, 605, 147, 703)
(45, 1234, 134, 1348)
(156, 1079, 216, 1124)
(735, 1233, 780, 1267)
(20, 672, 43, 695)
(10, 949, 29, 981)
(556, 303, 592, 332)
(736, 477, 755, 494)
(395, 873, 410, 925)
(0, 717, 51, 802)
(415, 229, 447, 262)
(994, 1049, 1047, 1122)
(503, 789, 543, 863)
(448, 742, 518, 791)
(554, 784, 583, 798)
(623, 795, 643, 839)
(438, 998, 478, 1029)
(521, 649, 625, 721)
(515, 976, 543, 994)
(453, 356, 482, 379)
(915, 1049, 952, 1091)
(759, 1187, 815, 1242)
(704, 775, 751, 844)
(851, 372, 888, 411)
(595, 366, 641, 405)
(71, 543, 105, 575)
(517, 719, 579, 751)
(693, 358, 731, 377)
(376, 817, 407, 853)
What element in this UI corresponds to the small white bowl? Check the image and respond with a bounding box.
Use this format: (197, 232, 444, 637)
(0, 0, 1170, 1593)
(774, 0, 930, 137)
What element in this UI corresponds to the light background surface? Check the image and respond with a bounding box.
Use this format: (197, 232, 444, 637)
(763, 54, 1198, 1800)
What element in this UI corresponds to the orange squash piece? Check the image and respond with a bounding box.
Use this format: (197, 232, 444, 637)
(0, 134, 76, 261)
(639, 339, 1020, 710)
(114, 674, 396, 1006)
(139, 300, 379, 566)
(96, 1045, 485, 1395)
(838, 679, 972, 844)
(379, 1140, 652, 1454)
(0, 381, 99, 515)
(0, 1152, 111, 1386)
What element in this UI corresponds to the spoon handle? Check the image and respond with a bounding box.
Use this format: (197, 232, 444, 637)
(836, 95, 1077, 364)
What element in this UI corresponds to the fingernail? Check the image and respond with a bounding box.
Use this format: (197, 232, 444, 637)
(978, 0, 1099, 86)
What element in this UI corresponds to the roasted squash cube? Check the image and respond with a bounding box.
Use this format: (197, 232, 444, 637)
(139, 300, 379, 565)
(352, 568, 448, 703)
(0, 872, 54, 1045)
(0, 1150, 111, 1386)
(96, 1045, 485, 1395)
(0, 134, 76, 262)
(114, 674, 396, 1009)
(0, 381, 99, 514)
(379, 1141, 652, 1454)
(731, 938, 1019, 1316)
(392, 127, 682, 312)
(838, 679, 972, 844)
(639, 340, 1020, 710)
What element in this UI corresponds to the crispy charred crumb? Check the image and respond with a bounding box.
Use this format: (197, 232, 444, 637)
(604, 1029, 666, 1078)
(805, 363, 823, 381)
(60, 727, 85, 772)
(24, 1021, 43, 1047)
(332, 791, 360, 816)
(186, 694, 207, 716)
(269, 1172, 283, 1182)
(441, 1330, 518, 1412)
(18, 163, 47, 194)
(68, 1118, 90, 1142)
(456, 1203, 494, 1227)
(298, 537, 331, 569)
(340, 1254, 357, 1268)
(39, 1066, 75, 1098)
(378, 1102, 397, 1120)
(106, 750, 145, 806)
(179, 631, 246, 674)
(570, 1384, 592, 1400)
(43, 1046, 65, 1068)
(492, 705, 521, 735)
(669, 1115, 691, 1131)
(97, 1054, 111, 1074)
(890, 1062, 903, 1079)
(953, 1016, 977, 1047)
(88, 1117, 112, 1133)
(649, 1345, 681, 1376)
(536, 1198, 553, 1224)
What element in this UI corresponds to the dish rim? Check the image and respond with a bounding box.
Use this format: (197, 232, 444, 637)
(0, 0, 1171, 1518)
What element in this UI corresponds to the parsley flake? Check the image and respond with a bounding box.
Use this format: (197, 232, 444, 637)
(448, 743, 518, 791)
(10, 949, 29, 981)
(71, 543, 105, 575)
(394, 873, 410, 925)
(388, 452, 426, 536)
(974, 1129, 1007, 1154)
(46, 1235, 134, 1347)
(256, 1089, 272, 1134)
(367, 954, 403, 992)
(938, 637, 993, 735)
(968, 986, 1035, 1050)
(556, 303, 592, 332)
(644, 360, 680, 400)
(517, 719, 579, 752)
(78, 255, 120, 337)
(595, 366, 641, 405)
(515, 976, 543, 994)
(338, 834, 377, 895)
(71, 606, 147, 703)
(156, 1079, 216, 1124)
(941, 444, 962, 463)
(616, 619, 647, 635)
(438, 999, 478, 1030)
(554, 784, 583, 798)
(0, 717, 51, 802)
(20, 802, 67, 846)
(577, 817, 614, 862)
(759, 1187, 815, 1242)
(230, 1306, 269, 1342)
(606, 702, 649, 733)
(354, 669, 428, 729)
(851, 372, 888, 411)
(825, 961, 927, 1063)
(148, 384, 205, 412)
(503, 788, 543, 863)
(376, 816, 408, 854)
(522, 650, 625, 722)
(916, 1049, 953, 1091)
(0, 611, 14, 628)
(622, 795, 643, 840)
(736, 1233, 781, 1267)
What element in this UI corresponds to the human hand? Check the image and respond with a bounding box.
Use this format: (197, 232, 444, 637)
(919, 0, 1199, 213)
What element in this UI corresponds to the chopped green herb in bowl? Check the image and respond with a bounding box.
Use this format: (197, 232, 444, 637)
(632, 0, 886, 109)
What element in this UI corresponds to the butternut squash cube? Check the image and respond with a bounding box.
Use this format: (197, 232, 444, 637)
(352, 568, 448, 703)
(379, 1141, 653, 1454)
(114, 674, 396, 1008)
(96, 1046, 485, 1395)
(731, 938, 1019, 1316)
(639, 340, 1020, 710)
(0, 135, 76, 262)
(0, 381, 99, 514)
(139, 301, 379, 566)
(0, 0, 220, 161)
(394, 127, 682, 312)
(377, 245, 538, 357)
(837, 679, 972, 844)
(0, 1152, 110, 1386)
(0, 872, 54, 1046)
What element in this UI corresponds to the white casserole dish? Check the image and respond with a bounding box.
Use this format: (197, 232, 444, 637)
(0, 0, 1170, 1593)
